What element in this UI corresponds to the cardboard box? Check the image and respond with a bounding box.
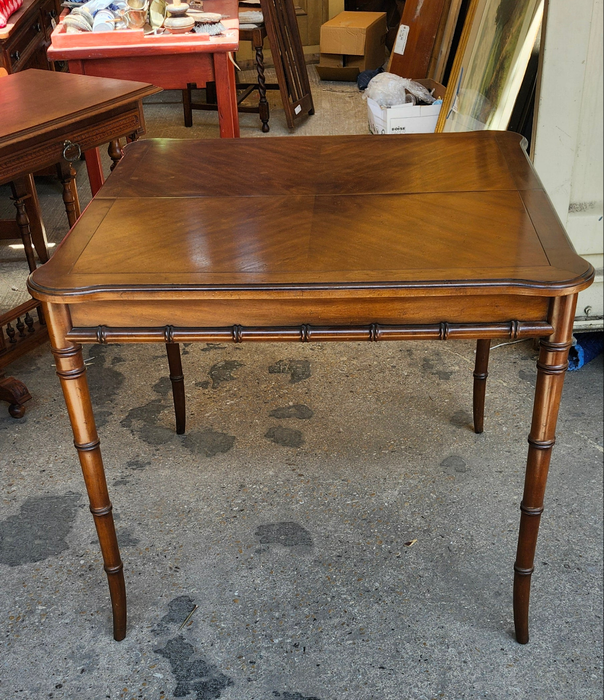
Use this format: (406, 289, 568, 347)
(316, 11, 386, 82)
(318, 53, 344, 68)
(367, 78, 445, 134)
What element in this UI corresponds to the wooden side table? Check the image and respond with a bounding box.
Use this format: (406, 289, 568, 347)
(28, 133, 593, 644)
(0, 68, 160, 416)
(1, 0, 64, 318)
(47, 17, 241, 140)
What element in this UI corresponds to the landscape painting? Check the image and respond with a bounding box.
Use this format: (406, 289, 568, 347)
(438, 0, 544, 132)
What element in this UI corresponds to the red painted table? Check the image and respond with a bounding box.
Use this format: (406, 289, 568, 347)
(48, 14, 240, 194)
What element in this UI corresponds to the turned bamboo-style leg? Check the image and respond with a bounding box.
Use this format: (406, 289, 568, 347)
(56, 161, 81, 229)
(513, 294, 577, 644)
(165, 342, 186, 435)
(44, 303, 127, 641)
(473, 338, 491, 434)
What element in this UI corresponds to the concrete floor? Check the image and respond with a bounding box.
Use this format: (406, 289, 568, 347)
(1, 69, 603, 700)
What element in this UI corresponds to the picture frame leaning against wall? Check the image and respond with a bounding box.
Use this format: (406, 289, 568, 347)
(436, 0, 544, 132)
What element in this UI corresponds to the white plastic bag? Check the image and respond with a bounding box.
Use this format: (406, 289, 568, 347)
(365, 73, 411, 108)
(365, 72, 436, 108)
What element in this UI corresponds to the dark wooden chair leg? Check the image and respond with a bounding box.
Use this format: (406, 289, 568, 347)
(21, 175, 50, 263)
(45, 303, 126, 641)
(0, 373, 32, 418)
(473, 338, 490, 433)
(206, 80, 217, 104)
(254, 42, 270, 132)
(183, 84, 194, 127)
(166, 342, 186, 435)
(513, 295, 576, 644)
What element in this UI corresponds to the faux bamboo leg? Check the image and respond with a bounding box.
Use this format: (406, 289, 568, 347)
(513, 294, 577, 644)
(44, 303, 127, 641)
(166, 342, 186, 435)
(473, 338, 490, 434)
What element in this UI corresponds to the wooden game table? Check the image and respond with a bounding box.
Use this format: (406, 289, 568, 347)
(28, 133, 594, 644)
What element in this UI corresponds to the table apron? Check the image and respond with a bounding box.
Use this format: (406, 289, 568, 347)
(67, 294, 551, 330)
(68, 53, 215, 90)
(67, 320, 554, 344)
(0, 104, 145, 185)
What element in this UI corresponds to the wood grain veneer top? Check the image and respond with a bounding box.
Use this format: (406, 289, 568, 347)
(29, 132, 594, 302)
(0, 69, 160, 147)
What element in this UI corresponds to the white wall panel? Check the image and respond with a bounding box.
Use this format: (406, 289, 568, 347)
(532, 0, 603, 326)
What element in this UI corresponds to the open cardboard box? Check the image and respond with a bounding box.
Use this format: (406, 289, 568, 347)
(367, 78, 446, 134)
(316, 11, 386, 82)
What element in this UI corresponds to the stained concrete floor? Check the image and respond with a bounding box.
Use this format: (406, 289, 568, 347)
(1, 69, 603, 700)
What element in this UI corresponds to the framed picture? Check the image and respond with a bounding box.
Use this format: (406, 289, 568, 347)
(436, 0, 544, 132)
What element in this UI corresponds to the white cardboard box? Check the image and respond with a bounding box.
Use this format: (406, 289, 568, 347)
(367, 97, 443, 134)
(366, 78, 445, 135)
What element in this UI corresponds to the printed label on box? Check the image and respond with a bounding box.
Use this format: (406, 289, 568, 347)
(393, 24, 409, 55)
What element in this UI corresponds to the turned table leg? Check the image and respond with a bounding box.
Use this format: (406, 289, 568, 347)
(10, 181, 38, 273)
(513, 294, 577, 644)
(0, 373, 32, 418)
(56, 161, 81, 229)
(254, 41, 270, 133)
(166, 342, 186, 435)
(473, 338, 491, 434)
(44, 303, 127, 641)
(108, 140, 124, 172)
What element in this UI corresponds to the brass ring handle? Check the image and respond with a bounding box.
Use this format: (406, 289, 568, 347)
(62, 140, 82, 162)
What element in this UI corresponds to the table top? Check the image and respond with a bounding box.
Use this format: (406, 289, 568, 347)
(0, 69, 160, 150)
(29, 132, 594, 304)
